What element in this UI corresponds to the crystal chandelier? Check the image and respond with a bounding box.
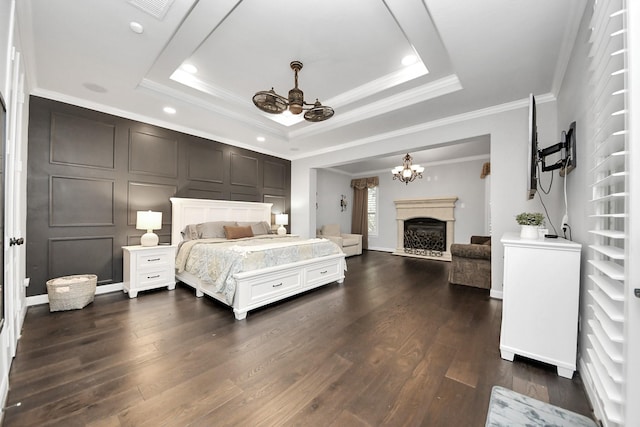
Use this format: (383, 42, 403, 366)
(252, 61, 334, 122)
(391, 153, 424, 184)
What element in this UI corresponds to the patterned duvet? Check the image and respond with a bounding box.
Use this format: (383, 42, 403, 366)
(175, 235, 343, 304)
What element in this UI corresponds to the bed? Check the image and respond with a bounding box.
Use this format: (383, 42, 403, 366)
(170, 197, 346, 319)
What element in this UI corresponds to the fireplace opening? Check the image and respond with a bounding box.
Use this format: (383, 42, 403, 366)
(403, 217, 446, 257)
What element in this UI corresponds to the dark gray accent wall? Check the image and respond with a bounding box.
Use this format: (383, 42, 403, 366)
(26, 96, 291, 297)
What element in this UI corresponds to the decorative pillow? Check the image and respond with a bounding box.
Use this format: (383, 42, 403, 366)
(196, 221, 237, 239)
(224, 225, 254, 240)
(238, 221, 272, 235)
(181, 224, 199, 241)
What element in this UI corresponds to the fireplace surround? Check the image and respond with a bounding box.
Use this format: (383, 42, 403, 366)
(393, 197, 458, 261)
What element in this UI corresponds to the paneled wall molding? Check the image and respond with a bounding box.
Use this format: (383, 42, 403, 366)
(230, 152, 259, 187)
(128, 128, 179, 178)
(49, 175, 115, 226)
(48, 236, 115, 284)
(50, 111, 116, 169)
(187, 142, 224, 183)
(27, 96, 291, 297)
(127, 181, 177, 226)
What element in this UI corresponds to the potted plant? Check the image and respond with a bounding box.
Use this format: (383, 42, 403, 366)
(516, 212, 545, 239)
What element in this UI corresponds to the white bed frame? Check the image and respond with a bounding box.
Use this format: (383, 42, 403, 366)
(170, 197, 346, 320)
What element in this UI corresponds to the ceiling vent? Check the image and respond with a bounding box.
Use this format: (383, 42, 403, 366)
(128, 0, 175, 20)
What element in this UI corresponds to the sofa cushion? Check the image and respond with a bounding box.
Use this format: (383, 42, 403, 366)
(470, 235, 491, 245)
(342, 236, 360, 247)
(450, 243, 491, 260)
(321, 224, 341, 237)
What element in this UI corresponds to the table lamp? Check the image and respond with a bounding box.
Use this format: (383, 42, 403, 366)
(275, 213, 288, 235)
(136, 210, 162, 246)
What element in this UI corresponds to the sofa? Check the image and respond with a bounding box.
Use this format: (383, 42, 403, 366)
(317, 224, 363, 257)
(448, 235, 491, 289)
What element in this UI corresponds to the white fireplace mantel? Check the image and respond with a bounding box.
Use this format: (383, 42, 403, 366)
(393, 197, 458, 261)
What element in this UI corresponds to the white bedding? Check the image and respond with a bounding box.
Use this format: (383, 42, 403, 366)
(176, 235, 343, 303)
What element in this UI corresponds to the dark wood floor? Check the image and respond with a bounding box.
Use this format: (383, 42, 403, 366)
(3, 251, 593, 426)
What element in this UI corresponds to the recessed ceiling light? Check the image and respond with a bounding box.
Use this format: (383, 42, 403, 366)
(180, 64, 198, 74)
(129, 21, 144, 34)
(256, 136, 266, 142)
(401, 55, 417, 66)
(163, 107, 176, 114)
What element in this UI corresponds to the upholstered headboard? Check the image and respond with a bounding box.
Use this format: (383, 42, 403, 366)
(170, 197, 273, 245)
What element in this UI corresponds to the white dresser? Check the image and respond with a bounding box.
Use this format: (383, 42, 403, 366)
(123, 245, 177, 298)
(499, 232, 581, 378)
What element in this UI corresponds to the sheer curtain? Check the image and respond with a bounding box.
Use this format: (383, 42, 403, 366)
(351, 177, 378, 250)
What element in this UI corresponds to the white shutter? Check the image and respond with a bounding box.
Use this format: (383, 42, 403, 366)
(584, 0, 628, 425)
(367, 186, 378, 235)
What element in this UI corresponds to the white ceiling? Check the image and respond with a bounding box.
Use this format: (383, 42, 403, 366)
(16, 0, 586, 174)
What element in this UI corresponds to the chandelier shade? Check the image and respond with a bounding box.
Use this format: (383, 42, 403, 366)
(252, 61, 334, 122)
(391, 153, 424, 184)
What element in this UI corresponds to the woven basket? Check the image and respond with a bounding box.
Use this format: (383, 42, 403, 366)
(46, 274, 97, 312)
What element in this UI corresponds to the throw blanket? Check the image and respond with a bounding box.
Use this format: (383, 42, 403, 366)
(176, 236, 343, 304)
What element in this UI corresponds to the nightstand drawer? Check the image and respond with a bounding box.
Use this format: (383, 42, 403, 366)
(136, 251, 172, 269)
(136, 268, 173, 287)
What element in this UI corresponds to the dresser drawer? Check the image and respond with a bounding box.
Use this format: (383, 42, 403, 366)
(249, 271, 302, 303)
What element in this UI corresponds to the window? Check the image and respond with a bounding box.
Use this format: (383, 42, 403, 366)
(583, 1, 629, 424)
(368, 186, 378, 236)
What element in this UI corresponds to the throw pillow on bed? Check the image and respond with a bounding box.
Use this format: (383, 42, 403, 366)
(224, 225, 254, 239)
(196, 221, 238, 239)
(237, 221, 272, 235)
(181, 224, 199, 240)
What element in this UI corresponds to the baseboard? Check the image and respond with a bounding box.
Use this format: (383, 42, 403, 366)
(26, 282, 124, 307)
(366, 246, 394, 253)
(490, 289, 503, 299)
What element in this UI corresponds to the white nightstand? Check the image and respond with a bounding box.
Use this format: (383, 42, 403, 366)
(122, 245, 177, 298)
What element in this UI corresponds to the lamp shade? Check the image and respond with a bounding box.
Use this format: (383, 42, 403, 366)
(136, 211, 162, 246)
(275, 214, 289, 225)
(136, 211, 162, 231)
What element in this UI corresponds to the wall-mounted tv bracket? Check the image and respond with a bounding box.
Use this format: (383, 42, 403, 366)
(538, 140, 568, 172)
(539, 121, 576, 173)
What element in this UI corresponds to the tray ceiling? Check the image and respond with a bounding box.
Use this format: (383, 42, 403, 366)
(17, 0, 586, 168)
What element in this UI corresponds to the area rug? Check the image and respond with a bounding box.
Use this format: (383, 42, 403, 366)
(485, 386, 597, 427)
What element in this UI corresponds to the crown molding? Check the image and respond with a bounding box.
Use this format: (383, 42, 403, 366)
(30, 88, 289, 159)
(139, 78, 286, 137)
(326, 61, 429, 107)
(289, 74, 462, 140)
(290, 93, 557, 160)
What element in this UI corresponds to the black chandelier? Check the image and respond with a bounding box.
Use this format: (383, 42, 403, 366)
(252, 61, 334, 122)
(391, 153, 424, 184)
